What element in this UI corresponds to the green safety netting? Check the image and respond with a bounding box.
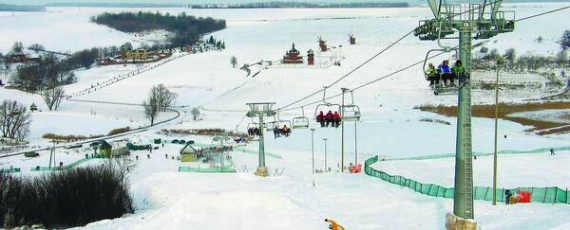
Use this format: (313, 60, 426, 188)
(178, 159, 236, 173)
(30, 155, 107, 172)
(0, 168, 21, 173)
(365, 156, 570, 204)
(388, 146, 570, 161)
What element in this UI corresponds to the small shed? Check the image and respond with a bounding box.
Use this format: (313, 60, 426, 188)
(180, 143, 199, 162)
(98, 140, 112, 157)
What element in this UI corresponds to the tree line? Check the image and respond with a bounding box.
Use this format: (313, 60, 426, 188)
(472, 30, 570, 72)
(91, 11, 226, 48)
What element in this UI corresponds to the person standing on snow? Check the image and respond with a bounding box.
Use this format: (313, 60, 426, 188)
(550, 148, 555, 156)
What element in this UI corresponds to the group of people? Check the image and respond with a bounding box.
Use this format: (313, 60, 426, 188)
(426, 60, 467, 87)
(247, 127, 261, 136)
(316, 110, 341, 128)
(273, 125, 291, 138)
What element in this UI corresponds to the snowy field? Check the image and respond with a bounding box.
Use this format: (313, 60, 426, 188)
(1, 3, 570, 229)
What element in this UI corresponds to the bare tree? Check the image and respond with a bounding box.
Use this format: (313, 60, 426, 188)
(143, 87, 160, 126)
(28, 43, 45, 53)
(10, 42, 24, 55)
(0, 99, 31, 141)
(230, 56, 238, 68)
(155, 84, 176, 111)
(191, 107, 200, 121)
(42, 86, 65, 111)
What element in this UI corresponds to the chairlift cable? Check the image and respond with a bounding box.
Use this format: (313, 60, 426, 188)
(276, 29, 416, 111)
(284, 4, 570, 110)
(515, 5, 570, 22)
(276, 1, 505, 112)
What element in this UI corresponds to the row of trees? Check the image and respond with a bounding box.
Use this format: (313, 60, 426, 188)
(473, 47, 568, 72)
(471, 30, 570, 72)
(91, 12, 226, 48)
(143, 84, 177, 126)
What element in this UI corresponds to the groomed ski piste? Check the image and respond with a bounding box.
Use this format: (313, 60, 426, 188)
(1, 3, 570, 229)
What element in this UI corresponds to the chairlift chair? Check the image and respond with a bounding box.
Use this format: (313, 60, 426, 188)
(314, 86, 341, 122)
(340, 91, 361, 122)
(341, 105, 361, 122)
(292, 107, 310, 129)
(423, 48, 465, 96)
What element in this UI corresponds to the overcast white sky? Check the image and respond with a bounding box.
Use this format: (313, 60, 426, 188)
(1, 0, 561, 6)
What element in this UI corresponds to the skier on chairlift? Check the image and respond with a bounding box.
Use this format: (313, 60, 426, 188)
(333, 111, 341, 127)
(452, 60, 466, 85)
(438, 60, 452, 86)
(282, 125, 291, 137)
(325, 110, 334, 127)
(426, 63, 438, 86)
(273, 125, 281, 138)
(317, 111, 325, 127)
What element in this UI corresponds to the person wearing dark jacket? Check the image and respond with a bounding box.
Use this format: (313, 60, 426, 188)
(505, 190, 513, 205)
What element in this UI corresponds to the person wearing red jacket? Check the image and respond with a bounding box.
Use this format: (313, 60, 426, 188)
(333, 111, 341, 127)
(325, 110, 334, 127)
(316, 111, 325, 127)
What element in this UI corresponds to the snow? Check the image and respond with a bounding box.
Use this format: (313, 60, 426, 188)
(1, 3, 570, 230)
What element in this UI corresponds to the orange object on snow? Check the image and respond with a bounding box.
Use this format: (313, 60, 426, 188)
(325, 219, 345, 230)
(517, 190, 532, 203)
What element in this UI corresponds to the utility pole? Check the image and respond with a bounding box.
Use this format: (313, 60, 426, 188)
(323, 138, 328, 172)
(493, 58, 502, 205)
(341, 87, 349, 172)
(310, 128, 316, 174)
(354, 120, 358, 165)
(49, 140, 57, 168)
(414, 0, 514, 221)
(246, 102, 276, 177)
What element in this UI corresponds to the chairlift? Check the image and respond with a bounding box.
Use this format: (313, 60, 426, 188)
(340, 91, 361, 122)
(266, 112, 293, 138)
(292, 106, 310, 129)
(423, 48, 467, 96)
(314, 86, 341, 122)
(247, 121, 261, 136)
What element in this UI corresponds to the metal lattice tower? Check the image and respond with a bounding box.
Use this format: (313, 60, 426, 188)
(414, 0, 514, 219)
(246, 102, 276, 177)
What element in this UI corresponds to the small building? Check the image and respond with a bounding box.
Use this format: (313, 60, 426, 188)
(8, 53, 27, 63)
(98, 140, 112, 157)
(180, 143, 200, 162)
(124, 49, 149, 60)
(283, 43, 303, 64)
(307, 49, 315, 65)
(30, 103, 37, 112)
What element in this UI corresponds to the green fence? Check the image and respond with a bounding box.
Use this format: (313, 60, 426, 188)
(0, 168, 21, 173)
(30, 155, 107, 172)
(178, 166, 236, 173)
(179, 158, 236, 173)
(388, 146, 570, 161)
(365, 156, 570, 204)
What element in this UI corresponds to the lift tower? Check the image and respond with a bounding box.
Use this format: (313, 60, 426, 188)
(246, 102, 276, 177)
(414, 0, 514, 220)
